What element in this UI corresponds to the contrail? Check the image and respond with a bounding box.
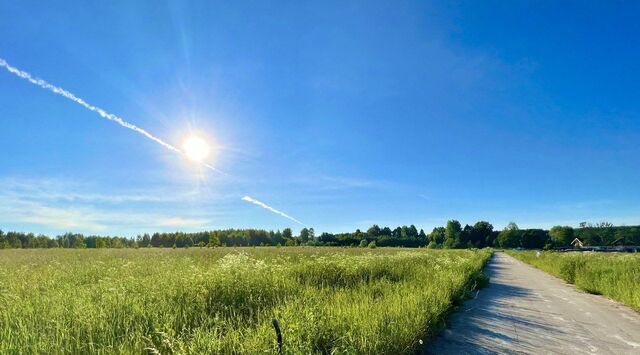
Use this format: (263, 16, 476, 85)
(0, 57, 224, 173)
(242, 196, 308, 227)
(1, 57, 306, 226)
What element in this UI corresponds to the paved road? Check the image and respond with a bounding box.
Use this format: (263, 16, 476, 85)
(426, 252, 640, 354)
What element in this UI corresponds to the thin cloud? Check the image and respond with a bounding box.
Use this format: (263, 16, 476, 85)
(292, 175, 391, 191)
(159, 217, 209, 227)
(0, 58, 305, 226)
(0, 178, 216, 233)
(0, 57, 223, 174)
(0, 177, 177, 203)
(242, 196, 308, 227)
(0, 198, 212, 234)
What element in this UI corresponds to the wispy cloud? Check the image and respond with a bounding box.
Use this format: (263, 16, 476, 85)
(0, 177, 216, 234)
(1, 200, 109, 231)
(0, 177, 181, 203)
(0, 57, 224, 174)
(0, 58, 305, 227)
(241, 196, 308, 227)
(159, 217, 209, 227)
(292, 175, 391, 191)
(0, 58, 180, 152)
(550, 200, 616, 212)
(0, 198, 213, 234)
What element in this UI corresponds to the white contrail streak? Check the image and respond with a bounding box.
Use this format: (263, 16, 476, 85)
(242, 196, 308, 227)
(1, 57, 306, 225)
(0, 57, 224, 174)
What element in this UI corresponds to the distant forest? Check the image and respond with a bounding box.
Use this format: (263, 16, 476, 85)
(1, 221, 639, 249)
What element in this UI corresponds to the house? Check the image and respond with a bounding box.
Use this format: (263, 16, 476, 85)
(571, 238, 584, 248)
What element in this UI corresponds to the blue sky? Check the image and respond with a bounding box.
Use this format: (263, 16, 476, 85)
(1, 1, 639, 236)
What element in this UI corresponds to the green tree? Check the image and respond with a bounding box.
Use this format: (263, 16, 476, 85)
(272, 230, 284, 245)
(408, 225, 418, 238)
(299, 228, 310, 243)
(472, 221, 494, 247)
(284, 238, 297, 246)
(367, 225, 381, 237)
(444, 220, 462, 248)
(575, 224, 602, 246)
(461, 225, 473, 246)
(96, 238, 107, 248)
(319, 232, 337, 245)
(520, 229, 548, 249)
(428, 227, 446, 245)
(355, 229, 364, 240)
(506, 222, 519, 231)
(283, 228, 293, 240)
(141, 234, 151, 247)
(0, 230, 8, 249)
(549, 226, 574, 247)
(615, 227, 640, 245)
(111, 238, 123, 248)
(497, 226, 520, 248)
(418, 229, 427, 241)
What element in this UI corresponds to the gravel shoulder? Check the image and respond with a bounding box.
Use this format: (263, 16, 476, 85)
(425, 252, 640, 354)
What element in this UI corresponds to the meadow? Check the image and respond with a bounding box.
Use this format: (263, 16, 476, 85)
(0, 247, 491, 354)
(507, 251, 640, 311)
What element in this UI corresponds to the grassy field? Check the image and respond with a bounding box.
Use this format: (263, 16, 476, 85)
(507, 251, 640, 311)
(0, 247, 490, 354)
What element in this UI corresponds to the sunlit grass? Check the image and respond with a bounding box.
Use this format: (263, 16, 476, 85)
(0, 247, 491, 354)
(507, 251, 640, 311)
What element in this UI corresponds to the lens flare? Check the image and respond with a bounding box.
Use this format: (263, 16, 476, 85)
(0, 57, 308, 226)
(183, 136, 210, 162)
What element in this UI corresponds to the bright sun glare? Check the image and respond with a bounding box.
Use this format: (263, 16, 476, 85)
(183, 136, 210, 162)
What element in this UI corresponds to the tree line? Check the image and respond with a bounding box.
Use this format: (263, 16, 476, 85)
(1, 221, 639, 249)
(425, 221, 640, 249)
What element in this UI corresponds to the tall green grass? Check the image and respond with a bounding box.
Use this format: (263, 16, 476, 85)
(0, 247, 490, 354)
(507, 251, 640, 311)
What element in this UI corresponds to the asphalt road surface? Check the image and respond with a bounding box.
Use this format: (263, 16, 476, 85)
(426, 252, 640, 354)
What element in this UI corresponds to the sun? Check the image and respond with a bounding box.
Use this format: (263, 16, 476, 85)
(183, 136, 210, 162)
